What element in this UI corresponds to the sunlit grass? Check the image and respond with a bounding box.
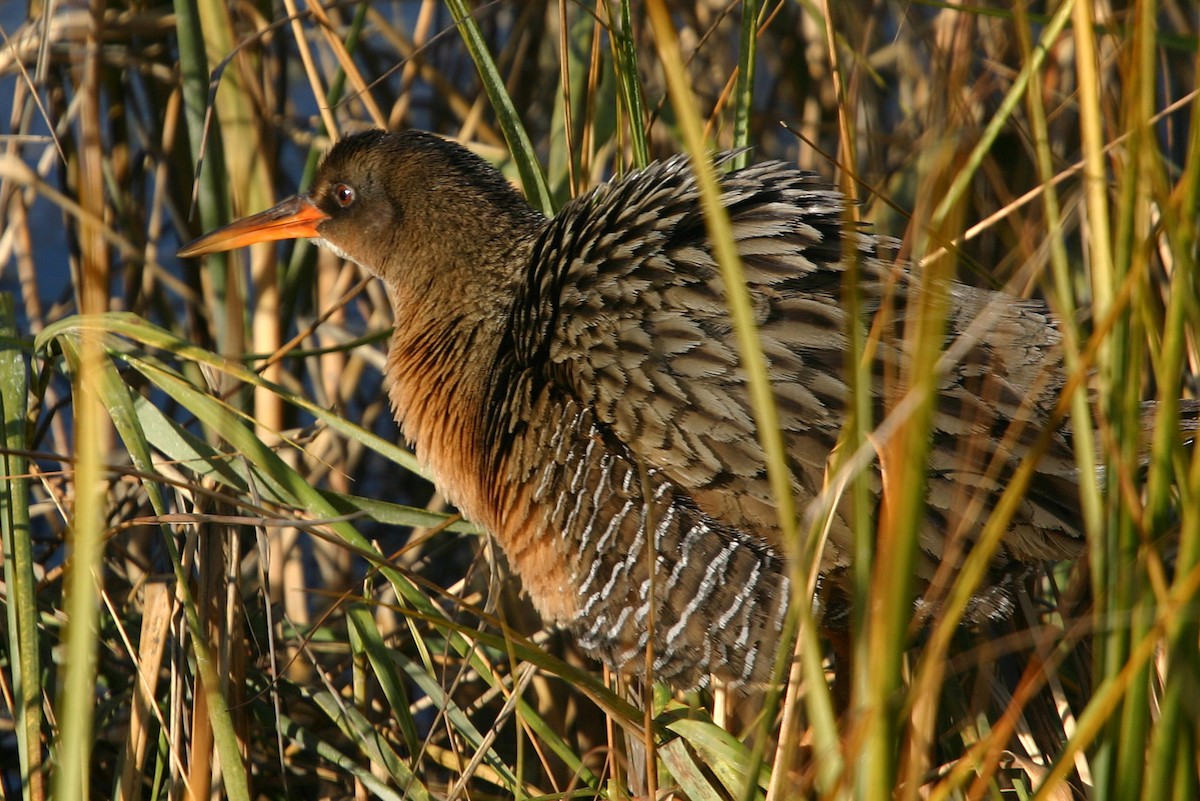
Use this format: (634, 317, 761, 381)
(1, 1, 1197, 799)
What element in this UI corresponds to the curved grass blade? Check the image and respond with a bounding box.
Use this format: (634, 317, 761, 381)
(443, 0, 553, 214)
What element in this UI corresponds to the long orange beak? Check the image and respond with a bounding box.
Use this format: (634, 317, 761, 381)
(178, 196, 329, 257)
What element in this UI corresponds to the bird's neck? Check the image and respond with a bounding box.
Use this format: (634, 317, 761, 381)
(383, 241, 533, 528)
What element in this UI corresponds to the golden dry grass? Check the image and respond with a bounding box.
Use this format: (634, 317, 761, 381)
(0, 2, 1197, 799)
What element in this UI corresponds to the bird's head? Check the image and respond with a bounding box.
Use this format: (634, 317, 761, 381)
(179, 130, 541, 293)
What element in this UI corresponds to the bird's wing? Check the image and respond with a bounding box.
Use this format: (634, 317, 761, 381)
(512, 155, 1080, 567)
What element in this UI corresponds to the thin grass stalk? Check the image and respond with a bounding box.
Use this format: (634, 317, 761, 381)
(323, 1, 373, 131)
(217, 6, 283, 470)
(642, 7, 846, 801)
(443, 0, 553, 214)
(1014, 0, 1105, 578)
(446, 665, 540, 800)
(195, 0, 274, 382)
(1015, 4, 1103, 788)
(794, 586, 843, 795)
(304, 0, 387, 128)
(348, 594, 374, 797)
(280, 6, 374, 323)
(342, 611, 433, 797)
(804, 0, 882, 794)
(742, 4, 841, 793)
(804, 0, 878, 796)
(52, 5, 111, 796)
(174, 0, 228, 224)
(730, 0, 758, 166)
(801, 5, 875, 792)
(1095, 8, 1153, 801)
(921, 328, 1113, 801)
(645, 0, 798, 634)
(835, 3, 936, 796)
(1066, 5, 1126, 795)
(881, 15, 996, 798)
(62, 340, 253, 801)
(282, 0, 336, 137)
(612, 0, 650, 168)
(579, 1, 605, 183)
(929, 0, 1076, 238)
(293, 4, 372, 507)
(380, 619, 612, 791)
(274, 704, 413, 801)
(1030, 560, 1200, 800)
(1139, 56, 1186, 542)
(952, 619, 1090, 800)
(1154, 497, 1200, 801)
(1161, 444, 1200, 779)
(546, 8, 589, 199)
(1140, 45, 1200, 801)
(877, 158, 956, 801)
(734, 609, 798, 801)
(53, 308, 107, 801)
(114, 582, 177, 801)
(1112, 6, 1166, 796)
(0, 293, 42, 801)
(173, 0, 240, 409)
(346, 600, 422, 759)
(556, 0, 577, 196)
(86, 345, 193, 801)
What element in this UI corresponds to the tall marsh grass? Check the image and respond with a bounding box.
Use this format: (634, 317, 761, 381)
(0, 1, 1197, 799)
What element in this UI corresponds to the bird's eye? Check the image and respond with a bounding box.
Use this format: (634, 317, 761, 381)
(333, 184, 356, 208)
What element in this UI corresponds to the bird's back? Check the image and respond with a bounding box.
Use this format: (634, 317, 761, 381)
(478, 154, 1083, 686)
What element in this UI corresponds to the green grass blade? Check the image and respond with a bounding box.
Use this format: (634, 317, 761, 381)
(275, 706, 414, 801)
(36, 312, 426, 476)
(665, 718, 769, 798)
(306, 683, 428, 797)
(614, 0, 651, 167)
(928, 0, 1076, 231)
(731, 0, 758, 166)
(658, 738, 727, 801)
(50, 316, 110, 801)
(0, 294, 42, 801)
(644, 9, 841, 799)
(345, 602, 422, 760)
(50, 335, 253, 801)
(443, 0, 553, 214)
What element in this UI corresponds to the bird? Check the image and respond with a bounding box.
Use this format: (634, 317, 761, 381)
(179, 129, 1086, 690)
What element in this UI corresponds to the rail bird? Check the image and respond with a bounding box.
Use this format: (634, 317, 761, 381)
(180, 129, 1085, 689)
